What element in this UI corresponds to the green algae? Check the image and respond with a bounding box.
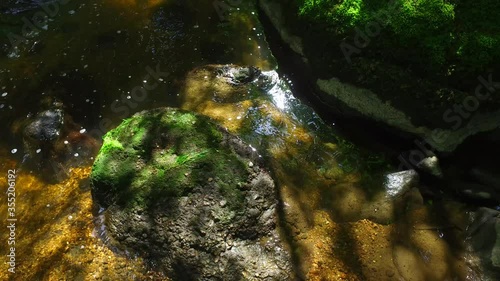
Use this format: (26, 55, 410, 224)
(91, 108, 249, 210)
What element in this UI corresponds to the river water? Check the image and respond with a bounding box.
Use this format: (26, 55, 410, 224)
(0, 0, 485, 280)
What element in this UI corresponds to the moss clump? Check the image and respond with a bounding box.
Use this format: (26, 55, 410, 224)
(91, 108, 248, 210)
(296, 0, 500, 80)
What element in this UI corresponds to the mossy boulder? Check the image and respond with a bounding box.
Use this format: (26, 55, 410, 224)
(259, 0, 500, 153)
(90, 107, 293, 280)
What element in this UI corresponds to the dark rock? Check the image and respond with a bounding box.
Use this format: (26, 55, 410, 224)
(470, 169, 500, 189)
(24, 108, 64, 142)
(258, 0, 500, 153)
(22, 98, 65, 166)
(466, 207, 500, 280)
(452, 181, 500, 203)
(91, 108, 294, 280)
(219, 65, 262, 85)
(21, 97, 99, 183)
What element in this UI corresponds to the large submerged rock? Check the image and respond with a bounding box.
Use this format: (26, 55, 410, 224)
(90, 107, 293, 280)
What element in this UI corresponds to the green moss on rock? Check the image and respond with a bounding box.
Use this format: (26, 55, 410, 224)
(91, 108, 249, 210)
(296, 0, 500, 76)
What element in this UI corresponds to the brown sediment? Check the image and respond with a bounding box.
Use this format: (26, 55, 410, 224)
(0, 162, 160, 280)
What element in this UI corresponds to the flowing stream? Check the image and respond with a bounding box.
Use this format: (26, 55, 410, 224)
(0, 1, 485, 280)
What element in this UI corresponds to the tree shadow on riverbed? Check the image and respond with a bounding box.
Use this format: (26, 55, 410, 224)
(264, 130, 475, 280)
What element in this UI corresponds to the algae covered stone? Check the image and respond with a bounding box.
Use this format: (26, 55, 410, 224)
(90, 107, 293, 280)
(91, 107, 247, 210)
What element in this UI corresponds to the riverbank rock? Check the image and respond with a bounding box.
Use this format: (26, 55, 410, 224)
(258, 0, 500, 153)
(466, 207, 500, 280)
(90, 107, 294, 280)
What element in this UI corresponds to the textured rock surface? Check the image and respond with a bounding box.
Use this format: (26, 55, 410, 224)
(20, 97, 99, 183)
(466, 207, 500, 281)
(259, 0, 500, 153)
(316, 78, 500, 152)
(416, 156, 443, 178)
(91, 107, 294, 280)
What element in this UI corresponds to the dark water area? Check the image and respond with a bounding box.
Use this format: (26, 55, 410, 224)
(0, 0, 271, 156)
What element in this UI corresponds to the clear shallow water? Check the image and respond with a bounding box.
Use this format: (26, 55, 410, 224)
(0, 1, 483, 280)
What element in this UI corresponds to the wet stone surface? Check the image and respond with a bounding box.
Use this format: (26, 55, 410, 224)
(91, 107, 294, 280)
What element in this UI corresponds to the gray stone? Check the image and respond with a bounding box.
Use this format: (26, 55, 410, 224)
(91, 108, 294, 280)
(417, 156, 443, 178)
(384, 170, 419, 197)
(219, 65, 261, 85)
(466, 208, 500, 280)
(24, 108, 64, 142)
(316, 77, 500, 152)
